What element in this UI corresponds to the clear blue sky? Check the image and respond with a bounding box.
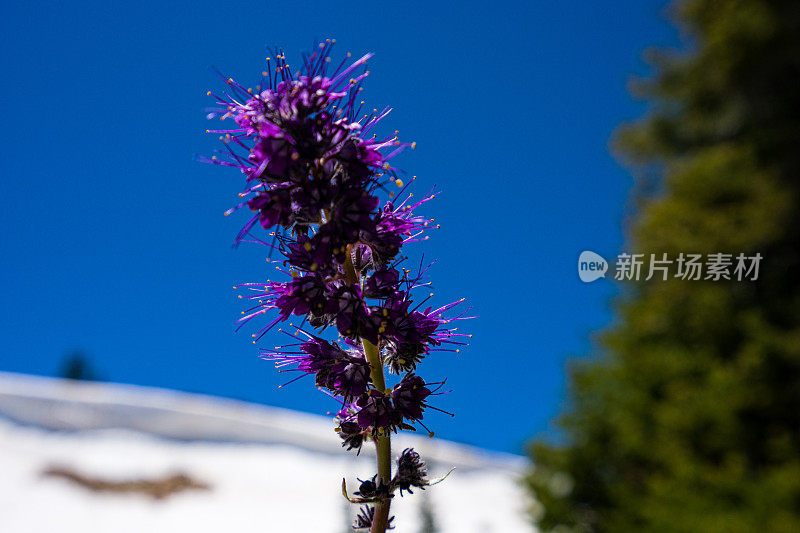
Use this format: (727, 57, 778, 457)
(0, 0, 677, 454)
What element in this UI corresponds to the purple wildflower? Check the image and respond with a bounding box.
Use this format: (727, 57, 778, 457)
(324, 282, 377, 343)
(363, 268, 400, 299)
(379, 296, 470, 373)
(211, 42, 471, 532)
(356, 390, 402, 432)
(274, 275, 329, 319)
(361, 194, 434, 267)
(282, 234, 326, 275)
(391, 373, 431, 421)
(265, 335, 371, 400)
(247, 184, 292, 229)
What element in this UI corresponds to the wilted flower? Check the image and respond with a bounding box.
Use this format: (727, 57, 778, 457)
(337, 420, 367, 452)
(354, 475, 391, 501)
(392, 448, 428, 496)
(353, 505, 395, 531)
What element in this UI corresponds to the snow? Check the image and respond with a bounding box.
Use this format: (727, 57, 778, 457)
(0, 372, 535, 532)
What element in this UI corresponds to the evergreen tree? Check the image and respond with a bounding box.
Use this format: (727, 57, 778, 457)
(59, 351, 98, 381)
(526, 1, 800, 532)
(418, 493, 438, 533)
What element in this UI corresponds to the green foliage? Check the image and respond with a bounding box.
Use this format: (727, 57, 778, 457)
(526, 1, 800, 531)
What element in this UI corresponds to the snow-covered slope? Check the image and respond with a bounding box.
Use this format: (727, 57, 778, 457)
(0, 372, 535, 532)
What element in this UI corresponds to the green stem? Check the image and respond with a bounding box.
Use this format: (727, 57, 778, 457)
(344, 246, 392, 533)
(363, 337, 392, 533)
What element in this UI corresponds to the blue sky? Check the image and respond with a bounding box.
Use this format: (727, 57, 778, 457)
(0, 0, 677, 454)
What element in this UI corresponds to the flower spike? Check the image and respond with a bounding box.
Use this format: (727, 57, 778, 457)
(208, 41, 470, 533)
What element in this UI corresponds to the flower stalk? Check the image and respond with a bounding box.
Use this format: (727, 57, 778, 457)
(362, 337, 392, 533)
(347, 244, 392, 532)
(206, 41, 470, 532)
